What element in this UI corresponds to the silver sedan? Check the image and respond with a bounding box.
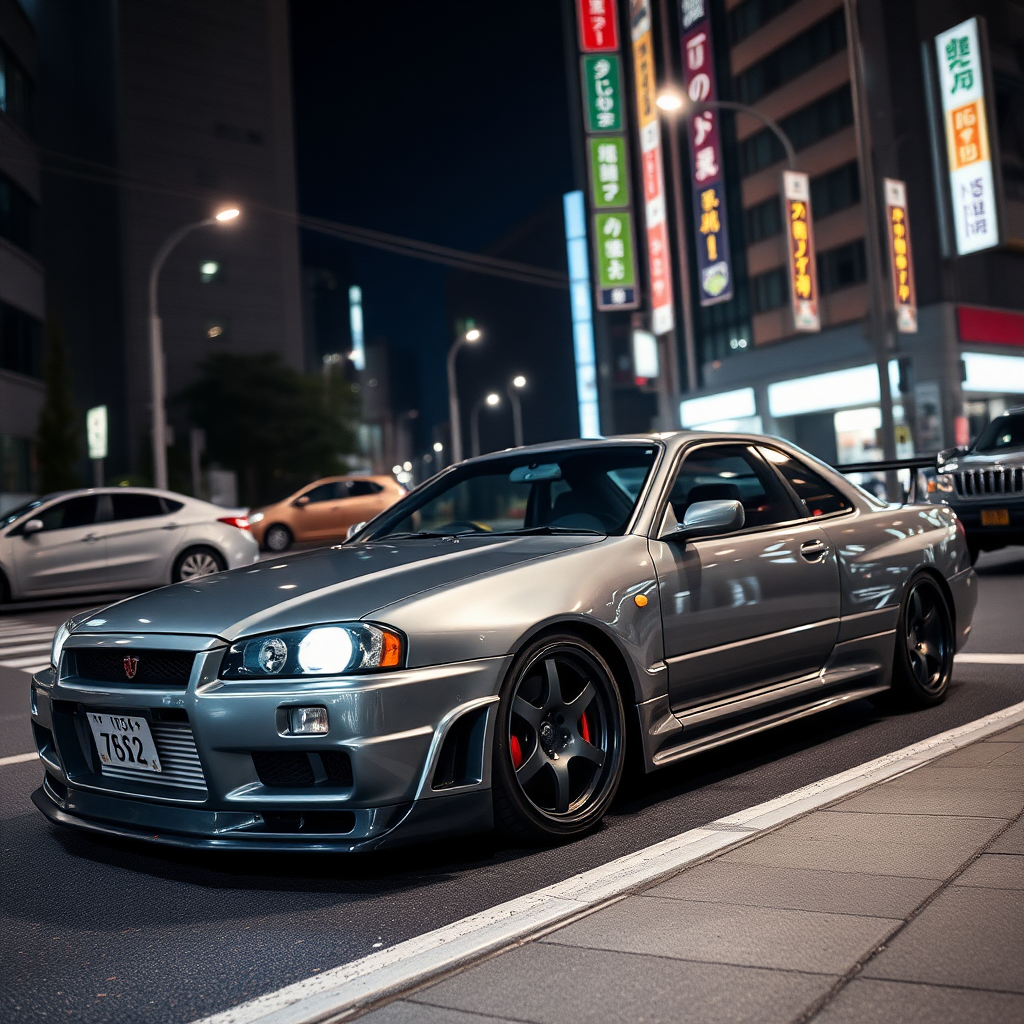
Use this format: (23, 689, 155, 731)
(0, 487, 258, 603)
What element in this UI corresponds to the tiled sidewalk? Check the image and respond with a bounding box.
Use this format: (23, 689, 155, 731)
(361, 724, 1024, 1024)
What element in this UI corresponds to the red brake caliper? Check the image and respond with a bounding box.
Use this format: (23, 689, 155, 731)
(578, 713, 592, 744)
(510, 734, 523, 769)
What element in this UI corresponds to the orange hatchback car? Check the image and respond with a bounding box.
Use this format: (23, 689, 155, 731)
(248, 476, 403, 552)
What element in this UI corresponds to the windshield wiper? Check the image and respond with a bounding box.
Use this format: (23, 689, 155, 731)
(375, 531, 470, 541)
(488, 526, 606, 536)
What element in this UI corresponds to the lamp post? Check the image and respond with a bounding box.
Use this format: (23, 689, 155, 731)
(148, 207, 240, 489)
(507, 375, 526, 447)
(470, 392, 500, 458)
(446, 326, 482, 464)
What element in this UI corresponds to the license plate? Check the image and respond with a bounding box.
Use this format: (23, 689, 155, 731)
(980, 508, 1010, 526)
(86, 712, 162, 773)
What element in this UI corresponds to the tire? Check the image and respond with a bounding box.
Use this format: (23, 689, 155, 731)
(172, 546, 226, 583)
(492, 634, 626, 843)
(263, 524, 292, 552)
(891, 574, 954, 708)
(967, 541, 980, 566)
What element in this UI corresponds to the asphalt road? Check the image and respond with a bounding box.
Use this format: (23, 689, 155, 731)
(2, 549, 1023, 1024)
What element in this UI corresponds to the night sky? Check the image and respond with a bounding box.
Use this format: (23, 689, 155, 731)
(290, 1, 578, 453)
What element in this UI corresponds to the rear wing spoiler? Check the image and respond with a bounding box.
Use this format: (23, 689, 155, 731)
(833, 457, 940, 505)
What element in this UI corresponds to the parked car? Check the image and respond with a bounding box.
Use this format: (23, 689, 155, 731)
(33, 434, 975, 852)
(248, 475, 404, 551)
(0, 487, 257, 604)
(928, 405, 1024, 561)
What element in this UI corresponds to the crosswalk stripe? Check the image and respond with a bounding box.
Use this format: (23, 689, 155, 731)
(0, 642, 52, 656)
(0, 622, 58, 674)
(0, 655, 55, 669)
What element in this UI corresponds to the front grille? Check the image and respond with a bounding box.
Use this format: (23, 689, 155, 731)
(954, 467, 1024, 498)
(71, 649, 195, 687)
(99, 719, 208, 792)
(252, 750, 353, 787)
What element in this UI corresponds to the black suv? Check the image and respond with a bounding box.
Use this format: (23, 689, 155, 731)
(930, 406, 1024, 561)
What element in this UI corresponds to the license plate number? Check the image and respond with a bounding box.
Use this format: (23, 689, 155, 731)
(86, 713, 162, 773)
(980, 508, 1010, 526)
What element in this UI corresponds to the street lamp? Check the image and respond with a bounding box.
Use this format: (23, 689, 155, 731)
(148, 206, 241, 489)
(507, 375, 527, 447)
(446, 326, 482, 464)
(470, 392, 500, 458)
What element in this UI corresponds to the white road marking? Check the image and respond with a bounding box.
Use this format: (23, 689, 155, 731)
(0, 752, 37, 767)
(0, 621, 55, 674)
(190, 698, 1024, 1024)
(957, 653, 1024, 665)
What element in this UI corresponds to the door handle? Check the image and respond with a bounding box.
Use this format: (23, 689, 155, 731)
(800, 540, 828, 561)
(162, 522, 179, 530)
(81, 534, 101, 543)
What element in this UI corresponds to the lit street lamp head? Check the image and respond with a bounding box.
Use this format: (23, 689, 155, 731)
(215, 207, 241, 222)
(655, 90, 684, 113)
(465, 328, 482, 342)
(486, 393, 500, 407)
(433, 442, 444, 452)
(512, 375, 526, 388)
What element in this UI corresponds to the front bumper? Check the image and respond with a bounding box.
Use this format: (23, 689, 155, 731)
(946, 498, 1024, 549)
(30, 640, 506, 851)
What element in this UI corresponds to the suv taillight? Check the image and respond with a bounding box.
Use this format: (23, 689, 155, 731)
(218, 516, 250, 530)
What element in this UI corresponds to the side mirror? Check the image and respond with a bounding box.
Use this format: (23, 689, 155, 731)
(22, 519, 44, 536)
(293, 495, 310, 507)
(346, 520, 367, 541)
(662, 499, 744, 541)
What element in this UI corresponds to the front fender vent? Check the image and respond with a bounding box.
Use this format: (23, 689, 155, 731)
(432, 707, 489, 790)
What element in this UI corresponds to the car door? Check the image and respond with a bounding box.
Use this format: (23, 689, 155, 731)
(337, 480, 390, 533)
(294, 482, 344, 540)
(105, 492, 179, 586)
(649, 442, 841, 713)
(9, 495, 109, 595)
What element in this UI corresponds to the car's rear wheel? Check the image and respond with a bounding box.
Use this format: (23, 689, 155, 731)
(891, 574, 954, 708)
(172, 546, 226, 583)
(492, 634, 626, 843)
(263, 524, 292, 552)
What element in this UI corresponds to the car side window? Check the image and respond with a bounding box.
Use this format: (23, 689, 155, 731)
(110, 494, 166, 520)
(34, 496, 98, 531)
(303, 483, 337, 503)
(668, 445, 799, 530)
(346, 480, 382, 497)
(758, 447, 851, 517)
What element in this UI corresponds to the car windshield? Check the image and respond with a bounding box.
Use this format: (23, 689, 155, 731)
(364, 444, 659, 540)
(973, 411, 1024, 453)
(1, 497, 50, 529)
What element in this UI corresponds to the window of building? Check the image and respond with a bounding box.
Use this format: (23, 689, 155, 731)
(750, 267, 787, 313)
(0, 301, 43, 378)
(744, 196, 783, 244)
(0, 171, 40, 256)
(0, 41, 34, 133)
(728, 0, 800, 45)
(739, 85, 853, 177)
(735, 10, 847, 106)
(818, 239, 866, 295)
(204, 317, 229, 341)
(0, 435, 35, 494)
(810, 161, 860, 219)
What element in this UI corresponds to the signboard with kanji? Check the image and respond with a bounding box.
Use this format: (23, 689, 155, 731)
(594, 211, 639, 309)
(582, 55, 623, 133)
(631, 0, 674, 334)
(935, 18, 1000, 254)
(577, 0, 619, 52)
(782, 171, 820, 333)
(884, 178, 917, 333)
(680, 0, 733, 306)
(588, 136, 631, 209)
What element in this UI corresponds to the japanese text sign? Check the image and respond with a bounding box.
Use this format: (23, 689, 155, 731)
(582, 55, 623, 133)
(588, 136, 631, 209)
(782, 171, 820, 332)
(594, 211, 638, 310)
(884, 178, 917, 333)
(577, 0, 619, 52)
(935, 18, 1000, 254)
(680, 0, 732, 305)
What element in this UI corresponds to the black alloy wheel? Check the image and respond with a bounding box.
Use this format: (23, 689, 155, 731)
(892, 575, 954, 708)
(492, 635, 626, 842)
(263, 524, 292, 552)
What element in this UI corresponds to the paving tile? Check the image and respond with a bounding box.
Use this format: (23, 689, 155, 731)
(411, 942, 835, 1024)
(989, 744, 1024, 767)
(991, 723, 1024, 742)
(886, 763, 1024, 792)
(988, 817, 1024, 855)
(835, 785, 1023, 818)
(813, 978, 1024, 1024)
(862, 886, 1024, 992)
(722, 810, 1001, 878)
(361, 1002, 513, 1024)
(646, 860, 936, 919)
(955, 854, 1024, 890)
(937, 742, 1018, 767)
(539, 894, 895, 975)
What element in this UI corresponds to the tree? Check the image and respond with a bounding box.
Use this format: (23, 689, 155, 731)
(181, 353, 359, 506)
(36, 317, 80, 492)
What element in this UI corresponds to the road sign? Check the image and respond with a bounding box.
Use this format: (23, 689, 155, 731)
(86, 405, 108, 460)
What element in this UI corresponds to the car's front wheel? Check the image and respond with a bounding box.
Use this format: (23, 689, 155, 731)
(492, 634, 626, 843)
(891, 574, 954, 708)
(172, 546, 226, 583)
(263, 524, 292, 552)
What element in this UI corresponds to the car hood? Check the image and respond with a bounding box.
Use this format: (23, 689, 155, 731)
(71, 535, 605, 641)
(946, 449, 1024, 470)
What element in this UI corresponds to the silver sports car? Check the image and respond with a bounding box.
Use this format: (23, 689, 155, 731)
(31, 433, 976, 851)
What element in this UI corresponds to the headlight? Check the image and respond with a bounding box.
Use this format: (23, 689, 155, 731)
(926, 472, 955, 499)
(51, 621, 72, 669)
(249, 512, 265, 523)
(220, 622, 403, 679)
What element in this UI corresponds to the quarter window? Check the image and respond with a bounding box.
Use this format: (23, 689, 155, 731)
(759, 447, 851, 517)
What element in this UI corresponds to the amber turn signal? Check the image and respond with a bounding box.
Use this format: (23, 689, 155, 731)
(381, 630, 403, 667)
(634, 594, 648, 608)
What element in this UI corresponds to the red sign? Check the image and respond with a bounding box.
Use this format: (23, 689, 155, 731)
(577, 0, 619, 52)
(957, 305, 1024, 347)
